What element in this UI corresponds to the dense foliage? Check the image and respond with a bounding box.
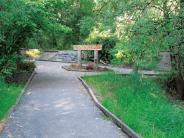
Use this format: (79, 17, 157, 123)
(0, 0, 95, 78)
(0, 0, 183, 97)
(0, 0, 68, 78)
(93, 0, 184, 98)
(37, 0, 95, 49)
(86, 36, 118, 63)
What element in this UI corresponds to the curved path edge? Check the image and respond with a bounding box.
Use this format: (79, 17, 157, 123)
(78, 77, 140, 138)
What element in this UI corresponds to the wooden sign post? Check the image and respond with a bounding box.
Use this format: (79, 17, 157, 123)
(73, 45, 102, 67)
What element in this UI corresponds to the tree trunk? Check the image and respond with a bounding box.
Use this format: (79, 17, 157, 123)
(175, 76, 184, 99)
(171, 0, 184, 99)
(164, 0, 184, 99)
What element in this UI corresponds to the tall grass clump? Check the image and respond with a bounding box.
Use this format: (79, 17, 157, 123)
(0, 79, 22, 120)
(83, 73, 184, 138)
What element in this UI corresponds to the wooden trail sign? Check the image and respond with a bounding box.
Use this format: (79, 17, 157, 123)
(73, 44, 102, 67)
(73, 45, 102, 51)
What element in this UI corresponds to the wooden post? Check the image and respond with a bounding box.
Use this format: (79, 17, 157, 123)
(73, 45, 102, 68)
(78, 50, 82, 67)
(94, 50, 98, 66)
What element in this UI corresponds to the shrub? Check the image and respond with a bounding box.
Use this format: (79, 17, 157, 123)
(16, 61, 36, 72)
(0, 55, 19, 79)
(6, 61, 36, 83)
(25, 49, 41, 60)
(86, 63, 95, 70)
(86, 36, 118, 63)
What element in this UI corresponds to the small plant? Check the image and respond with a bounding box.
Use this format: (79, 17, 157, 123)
(25, 49, 41, 60)
(86, 63, 95, 70)
(17, 61, 36, 72)
(0, 55, 19, 79)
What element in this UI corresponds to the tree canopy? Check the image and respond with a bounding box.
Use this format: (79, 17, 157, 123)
(0, 0, 183, 97)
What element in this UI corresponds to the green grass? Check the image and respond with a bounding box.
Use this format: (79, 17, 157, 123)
(0, 80, 23, 121)
(83, 73, 184, 138)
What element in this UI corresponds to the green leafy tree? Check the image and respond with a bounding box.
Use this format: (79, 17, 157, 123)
(94, 0, 184, 98)
(42, 0, 95, 49)
(0, 0, 70, 78)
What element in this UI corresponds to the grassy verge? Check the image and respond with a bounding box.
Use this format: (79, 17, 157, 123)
(83, 73, 184, 138)
(0, 80, 23, 121)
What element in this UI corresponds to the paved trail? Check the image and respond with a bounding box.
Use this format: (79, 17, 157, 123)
(0, 61, 127, 138)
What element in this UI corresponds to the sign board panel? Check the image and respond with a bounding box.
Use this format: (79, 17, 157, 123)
(73, 45, 102, 51)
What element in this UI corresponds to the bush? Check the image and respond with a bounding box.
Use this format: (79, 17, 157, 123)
(17, 61, 36, 73)
(86, 36, 118, 63)
(0, 55, 19, 79)
(25, 49, 41, 59)
(0, 54, 35, 80)
(6, 61, 36, 83)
